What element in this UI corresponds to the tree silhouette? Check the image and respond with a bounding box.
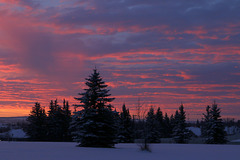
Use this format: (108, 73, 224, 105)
(26, 102, 48, 141)
(71, 69, 117, 147)
(172, 104, 190, 143)
(202, 101, 227, 144)
(118, 104, 134, 143)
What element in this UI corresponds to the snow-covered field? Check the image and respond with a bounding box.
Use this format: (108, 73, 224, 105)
(0, 142, 239, 160)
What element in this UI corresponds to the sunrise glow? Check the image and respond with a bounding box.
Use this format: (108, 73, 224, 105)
(0, 0, 240, 120)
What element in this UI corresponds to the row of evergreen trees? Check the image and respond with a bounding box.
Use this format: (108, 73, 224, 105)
(116, 101, 227, 144)
(26, 99, 71, 141)
(26, 69, 227, 147)
(117, 103, 192, 144)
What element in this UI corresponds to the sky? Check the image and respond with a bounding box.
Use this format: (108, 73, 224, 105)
(0, 0, 240, 120)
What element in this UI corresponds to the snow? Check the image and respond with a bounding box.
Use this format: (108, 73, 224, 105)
(8, 129, 28, 138)
(231, 139, 240, 142)
(187, 126, 240, 137)
(0, 142, 239, 160)
(225, 126, 240, 135)
(187, 127, 201, 136)
(0, 129, 28, 139)
(0, 123, 8, 128)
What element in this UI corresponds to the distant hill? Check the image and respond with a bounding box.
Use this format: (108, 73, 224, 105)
(0, 117, 28, 124)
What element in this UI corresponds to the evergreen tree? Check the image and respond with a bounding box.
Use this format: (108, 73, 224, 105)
(71, 69, 117, 147)
(118, 104, 134, 143)
(47, 99, 72, 141)
(47, 99, 59, 141)
(196, 119, 200, 128)
(26, 102, 48, 141)
(62, 99, 72, 141)
(201, 105, 211, 137)
(172, 104, 190, 143)
(202, 102, 227, 144)
(133, 117, 145, 139)
(162, 113, 172, 138)
(155, 107, 164, 137)
(145, 107, 161, 143)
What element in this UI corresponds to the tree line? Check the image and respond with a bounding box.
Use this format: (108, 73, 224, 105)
(26, 69, 228, 147)
(26, 99, 71, 141)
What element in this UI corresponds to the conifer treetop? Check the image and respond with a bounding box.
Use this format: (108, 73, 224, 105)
(74, 69, 115, 109)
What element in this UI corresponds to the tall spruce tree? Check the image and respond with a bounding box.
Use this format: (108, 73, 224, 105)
(26, 102, 48, 141)
(71, 69, 117, 147)
(118, 104, 134, 143)
(202, 102, 227, 144)
(172, 104, 190, 143)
